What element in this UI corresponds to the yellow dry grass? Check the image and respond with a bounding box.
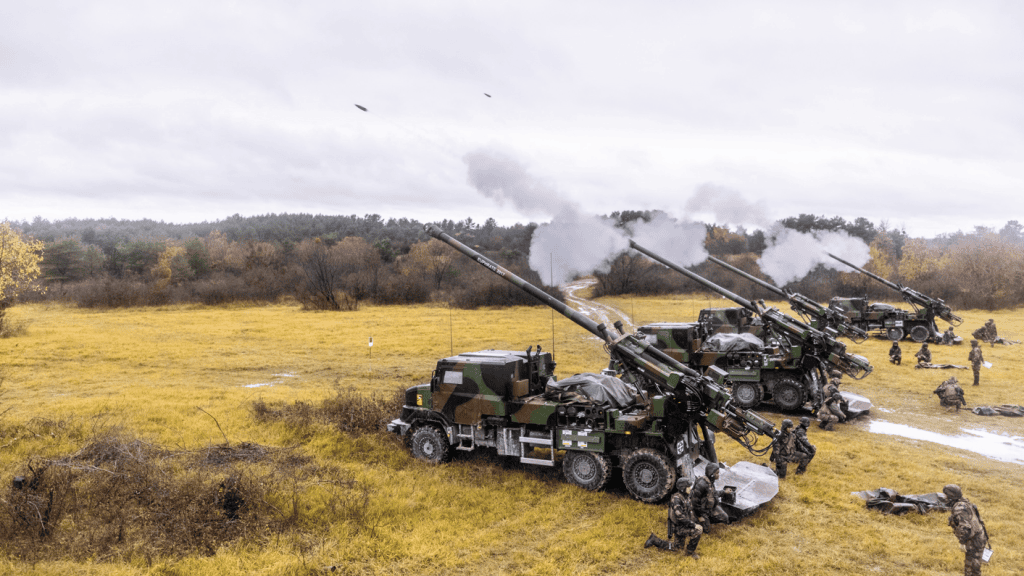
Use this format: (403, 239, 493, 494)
(0, 296, 1021, 576)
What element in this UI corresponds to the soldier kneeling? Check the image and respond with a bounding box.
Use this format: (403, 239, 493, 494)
(934, 377, 966, 412)
(644, 477, 702, 558)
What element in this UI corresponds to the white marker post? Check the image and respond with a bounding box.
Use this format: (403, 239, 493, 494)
(369, 336, 374, 380)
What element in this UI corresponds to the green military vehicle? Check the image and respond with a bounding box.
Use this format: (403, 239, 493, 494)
(628, 241, 873, 415)
(827, 253, 963, 343)
(388, 225, 780, 509)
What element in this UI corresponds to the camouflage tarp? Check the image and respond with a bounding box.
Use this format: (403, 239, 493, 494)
(703, 332, 763, 353)
(972, 405, 1024, 417)
(544, 373, 638, 409)
(853, 488, 949, 515)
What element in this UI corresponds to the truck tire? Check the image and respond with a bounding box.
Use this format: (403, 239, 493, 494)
(410, 425, 451, 463)
(622, 448, 675, 503)
(562, 451, 611, 491)
(909, 325, 930, 343)
(772, 379, 804, 411)
(732, 382, 762, 408)
(887, 327, 904, 341)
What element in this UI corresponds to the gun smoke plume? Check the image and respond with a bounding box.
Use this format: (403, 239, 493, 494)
(464, 148, 706, 285)
(683, 183, 872, 286)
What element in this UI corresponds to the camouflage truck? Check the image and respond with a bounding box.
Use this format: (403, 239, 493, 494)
(827, 253, 963, 344)
(388, 224, 780, 509)
(628, 241, 873, 414)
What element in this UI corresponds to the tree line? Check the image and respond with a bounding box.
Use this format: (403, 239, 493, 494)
(5, 213, 1024, 312)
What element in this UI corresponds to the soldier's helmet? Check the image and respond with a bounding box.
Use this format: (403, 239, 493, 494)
(829, 369, 841, 378)
(971, 340, 979, 345)
(705, 463, 719, 479)
(831, 392, 842, 401)
(781, 419, 793, 430)
(799, 416, 811, 427)
(675, 477, 692, 493)
(922, 343, 928, 347)
(943, 484, 962, 500)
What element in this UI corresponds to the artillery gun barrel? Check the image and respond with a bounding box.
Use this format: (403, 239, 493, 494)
(706, 256, 788, 299)
(426, 224, 606, 339)
(708, 255, 869, 342)
(827, 252, 899, 291)
(629, 241, 759, 313)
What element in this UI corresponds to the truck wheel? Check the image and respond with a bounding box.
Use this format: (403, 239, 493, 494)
(887, 327, 904, 341)
(909, 325, 930, 343)
(562, 451, 611, 491)
(732, 382, 762, 408)
(772, 379, 804, 411)
(410, 426, 451, 463)
(622, 448, 675, 503)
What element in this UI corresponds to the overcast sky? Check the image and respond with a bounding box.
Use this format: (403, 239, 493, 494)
(2, 1, 1022, 237)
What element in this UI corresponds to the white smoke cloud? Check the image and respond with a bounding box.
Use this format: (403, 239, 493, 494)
(684, 182, 772, 229)
(758, 225, 871, 285)
(628, 212, 708, 268)
(528, 206, 629, 285)
(463, 148, 572, 217)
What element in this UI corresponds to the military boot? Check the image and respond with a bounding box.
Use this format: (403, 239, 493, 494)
(684, 537, 701, 559)
(644, 534, 673, 551)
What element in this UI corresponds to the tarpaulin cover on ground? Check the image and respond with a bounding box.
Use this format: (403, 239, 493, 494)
(853, 488, 949, 515)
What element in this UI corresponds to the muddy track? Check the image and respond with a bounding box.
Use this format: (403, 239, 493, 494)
(561, 278, 634, 335)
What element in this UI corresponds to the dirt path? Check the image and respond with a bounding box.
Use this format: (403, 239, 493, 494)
(561, 278, 635, 334)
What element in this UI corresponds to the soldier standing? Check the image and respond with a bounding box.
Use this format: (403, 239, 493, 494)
(915, 343, 932, 365)
(968, 340, 984, 386)
(934, 376, 966, 412)
(944, 484, 990, 576)
(644, 477, 702, 558)
(817, 393, 845, 431)
(793, 417, 816, 474)
(692, 463, 730, 526)
(889, 341, 902, 365)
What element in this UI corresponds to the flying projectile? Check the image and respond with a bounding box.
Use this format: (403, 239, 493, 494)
(355, 104, 368, 111)
(484, 93, 491, 98)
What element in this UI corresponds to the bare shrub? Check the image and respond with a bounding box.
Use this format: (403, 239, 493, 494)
(252, 385, 405, 435)
(0, 428, 370, 563)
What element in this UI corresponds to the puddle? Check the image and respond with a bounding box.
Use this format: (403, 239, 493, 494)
(244, 373, 299, 388)
(869, 420, 1024, 465)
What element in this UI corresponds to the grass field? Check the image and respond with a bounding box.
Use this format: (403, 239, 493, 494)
(0, 295, 1021, 576)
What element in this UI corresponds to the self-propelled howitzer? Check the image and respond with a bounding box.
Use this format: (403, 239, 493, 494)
(389, 224, 779, 506)
(629, 241, 872, 413)
(827, 252, 963, 329)
(706, 255, 869, 343)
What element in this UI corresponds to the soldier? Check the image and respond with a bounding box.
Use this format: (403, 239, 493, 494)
(770, 419, 812, 479)
(817, 392, 846, 431)
(889, 341, 902, 365)
(984, 319, 997, 347)
(944, 484, 989, 576)
(933, 376, 966, 412)
(915, 343, 932, 365)
(793, 417, 816, 474)
(644, 477, 702, 558)
(968, 340, 984, 386)
(942, 326, 957, 346)
(692, 463, 730, 527)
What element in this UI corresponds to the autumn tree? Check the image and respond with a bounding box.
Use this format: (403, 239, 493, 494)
(0, 222, 44, 335)
(406, 238, 456, 291)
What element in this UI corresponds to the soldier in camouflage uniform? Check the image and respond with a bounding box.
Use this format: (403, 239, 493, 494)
(984, 319, 997, 347)
(889, 341, 902, 365)
(934, 376, 966, 412)
(817, 393, 845, 431)
(770, 419, 812, 479)
(968, 340, 984, 386)
(692, 463, 730, 526)
(644, 477, 702, 558)
(942, 326, 957, 345)
(915, 343, 932, 365)
(944, 484, 989, 576)
(793, 416, 816, 474)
